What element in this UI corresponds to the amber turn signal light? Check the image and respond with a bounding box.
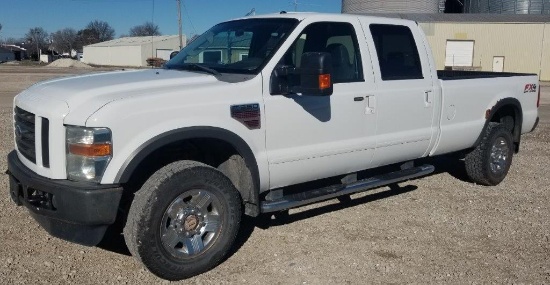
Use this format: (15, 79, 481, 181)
(319, 74, 331, 90)
(69, 143, 112, 157)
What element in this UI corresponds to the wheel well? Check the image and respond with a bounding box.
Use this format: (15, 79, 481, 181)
(485, 100, 523, 152)
(490, 105, 517, 133)
(120, 136, 258, 218)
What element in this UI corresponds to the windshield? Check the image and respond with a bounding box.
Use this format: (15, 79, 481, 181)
(165, 18, 298, 75)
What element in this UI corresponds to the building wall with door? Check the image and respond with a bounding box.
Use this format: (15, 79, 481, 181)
(420, 22, 550, 80)
(349, 14, 550, 81)
(83, 35, 184, 67)
(139, 37, 184, 65)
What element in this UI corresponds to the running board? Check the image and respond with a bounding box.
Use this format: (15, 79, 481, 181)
(261, 164, 435, 213)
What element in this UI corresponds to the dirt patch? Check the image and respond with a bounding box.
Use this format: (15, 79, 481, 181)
(0, 66, 549, 284)
(48, 59, 93, 69)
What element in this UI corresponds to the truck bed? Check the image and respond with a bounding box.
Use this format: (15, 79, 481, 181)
(431, 72, 539, 157)
(437, 70, 536, 81)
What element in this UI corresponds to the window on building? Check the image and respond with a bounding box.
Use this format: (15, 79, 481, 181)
(201, 50, 222, 64)
(369, 24, 423, 81)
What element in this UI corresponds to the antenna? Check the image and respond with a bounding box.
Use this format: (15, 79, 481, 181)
(245, 8, 256, 16)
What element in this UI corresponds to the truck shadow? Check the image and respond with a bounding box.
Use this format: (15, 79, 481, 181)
(254, 184, 418, 229)
(224, 183, 418, 263)
(96, 156, 470, 260)
(418, 155, 471, 183)
(97, 212, 131, 256)
(95, 184, 418, 260)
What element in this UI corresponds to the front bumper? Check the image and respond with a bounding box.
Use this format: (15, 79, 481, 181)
(7, 151, 123, 246)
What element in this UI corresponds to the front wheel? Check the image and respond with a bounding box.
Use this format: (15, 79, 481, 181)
(124, 161, 242, 281)
(465, 123, 514, 186)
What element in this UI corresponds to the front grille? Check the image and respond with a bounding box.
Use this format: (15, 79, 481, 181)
(14, 107, 36, 163)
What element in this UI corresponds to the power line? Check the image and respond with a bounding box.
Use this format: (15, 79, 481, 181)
(181, 1, 197, 35)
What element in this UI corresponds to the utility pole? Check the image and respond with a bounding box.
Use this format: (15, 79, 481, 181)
(177, 0, 183, 49)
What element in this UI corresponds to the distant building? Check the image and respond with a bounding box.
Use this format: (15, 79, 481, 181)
(350, 13, 550, 81)
(0, 47, 15, 62)
(463, 0, 550, 14)
(0, 44, 27, 61)
(185, 36, 251, 65)
(82, 35, 185, 67)
(342, 0, 446, 14)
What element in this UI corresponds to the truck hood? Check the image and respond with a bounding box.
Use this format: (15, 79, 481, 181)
(15, 69, 219, 125)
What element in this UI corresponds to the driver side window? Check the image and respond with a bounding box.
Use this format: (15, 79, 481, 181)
(279, 22, 364, 84)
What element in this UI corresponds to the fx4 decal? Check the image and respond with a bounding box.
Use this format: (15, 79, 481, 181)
(524, 84, 537, 93)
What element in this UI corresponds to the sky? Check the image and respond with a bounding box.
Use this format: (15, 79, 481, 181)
(0, 0, 341, 41)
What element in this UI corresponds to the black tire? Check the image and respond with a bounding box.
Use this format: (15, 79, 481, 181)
(465, 123, 514, 186)
(123, 160, 242, 281)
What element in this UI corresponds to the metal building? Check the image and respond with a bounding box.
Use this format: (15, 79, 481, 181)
(0, 46, 16, 62)
(82, 35, 184, 67)
(464, 0, 550, 14)
(342, 0, 446, 13)
(354, 13, 550, 81)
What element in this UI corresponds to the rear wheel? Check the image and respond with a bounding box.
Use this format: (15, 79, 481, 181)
(465, 123, 514, 186)
(124, 160, 242, 281)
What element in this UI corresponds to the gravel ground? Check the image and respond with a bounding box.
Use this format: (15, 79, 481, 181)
(0, 66, 548, 284)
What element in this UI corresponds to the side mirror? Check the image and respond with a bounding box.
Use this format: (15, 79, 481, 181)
(170, 51, 179, 59)
(270, 52, 333, 96)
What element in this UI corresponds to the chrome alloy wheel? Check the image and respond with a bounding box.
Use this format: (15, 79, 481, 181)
(489, 137, 509, 175)
(160, 189, 222, 258)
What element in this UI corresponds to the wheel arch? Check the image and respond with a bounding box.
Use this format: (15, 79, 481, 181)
(115, 126, 261, 216)
(474, 98, 523, 153)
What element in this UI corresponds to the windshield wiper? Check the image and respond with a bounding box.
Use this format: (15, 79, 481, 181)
(177, 64, 221, 76)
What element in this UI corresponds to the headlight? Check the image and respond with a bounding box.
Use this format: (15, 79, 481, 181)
(66, 126, 112, 183)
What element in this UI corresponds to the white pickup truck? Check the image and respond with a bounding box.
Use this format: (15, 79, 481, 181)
(7, 13, 540, 280)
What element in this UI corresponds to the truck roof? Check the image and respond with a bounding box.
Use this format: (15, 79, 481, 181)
(234, 12, 417, 26)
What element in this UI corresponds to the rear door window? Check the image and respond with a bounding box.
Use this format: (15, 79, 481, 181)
(369, 24, 423, 81)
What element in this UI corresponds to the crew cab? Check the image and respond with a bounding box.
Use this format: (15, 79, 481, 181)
(7, 12, 539, 280)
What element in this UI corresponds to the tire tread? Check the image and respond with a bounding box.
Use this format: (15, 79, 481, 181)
(123, 160, 241, 280)
(465, 123, 513, 186)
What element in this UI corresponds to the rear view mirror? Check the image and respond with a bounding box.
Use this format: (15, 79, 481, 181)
(270, 52, 333, 96)
(170, 51, 179, 59)
(297, 52, 333, 96)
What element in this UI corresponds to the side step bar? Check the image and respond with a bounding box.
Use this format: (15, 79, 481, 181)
(261, 164, 435, 213)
